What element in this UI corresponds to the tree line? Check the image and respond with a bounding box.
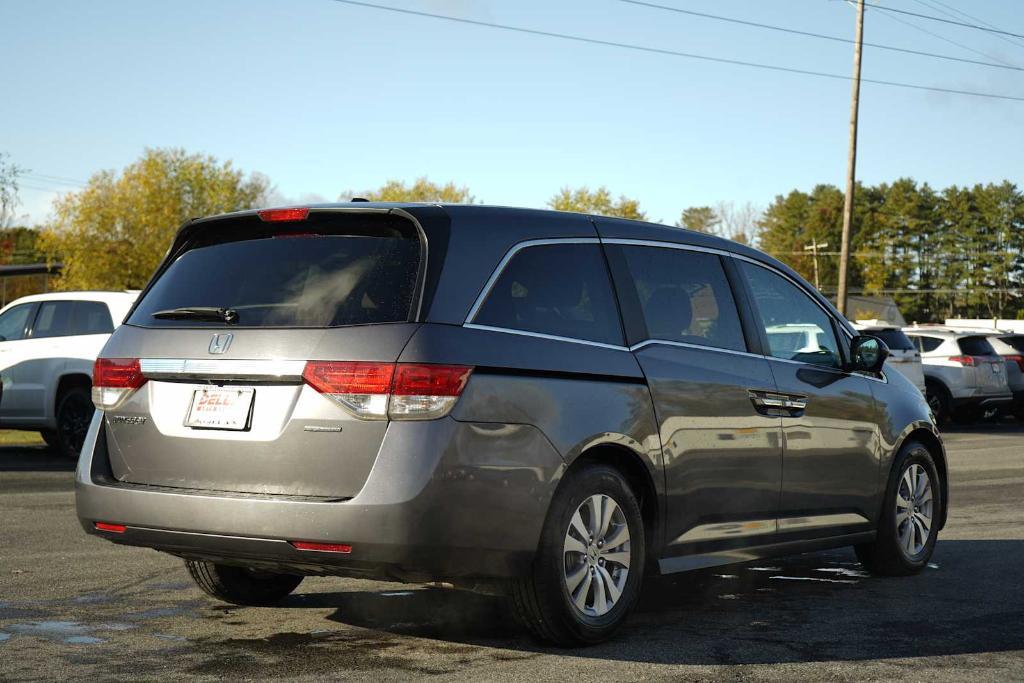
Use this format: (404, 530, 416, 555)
(4, 148, 1022, 322)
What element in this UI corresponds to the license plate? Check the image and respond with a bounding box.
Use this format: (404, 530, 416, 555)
(185, 387, 255, 430)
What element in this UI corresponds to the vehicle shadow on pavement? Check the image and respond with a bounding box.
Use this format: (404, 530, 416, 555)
(302, 540, 1024, 664)
(0, 445, 73, 472)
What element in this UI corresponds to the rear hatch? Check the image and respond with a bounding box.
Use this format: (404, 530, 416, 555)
(997, 335, 1024, 392)
(958, 336, 1008, 396)
(97, 209, 426, 499)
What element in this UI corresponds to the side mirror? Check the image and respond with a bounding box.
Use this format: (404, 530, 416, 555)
(849, 335, 889, 373)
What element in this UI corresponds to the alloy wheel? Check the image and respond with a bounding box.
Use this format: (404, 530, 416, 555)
(563, 494, 631, 617)
(896, 463, 933, 558)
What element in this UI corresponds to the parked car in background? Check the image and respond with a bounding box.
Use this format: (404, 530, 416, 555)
(957, 331, 1024, 421)
(903, 326, 1012, 424)
(853, 321, 925, 394)
(0, 291, 136, 456)
(77, 204, 946, 646)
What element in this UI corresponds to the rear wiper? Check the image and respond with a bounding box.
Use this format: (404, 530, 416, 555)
(151, 307, 239, 324)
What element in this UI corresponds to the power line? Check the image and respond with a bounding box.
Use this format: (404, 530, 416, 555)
(912, 0, 1024, 51)
(621, 0, 1023, 72)
(22, 173, 86, 188)
(326, 0, 1024, 103)
(862, 2, 1024, 40)
(860, 3, 1019, 69)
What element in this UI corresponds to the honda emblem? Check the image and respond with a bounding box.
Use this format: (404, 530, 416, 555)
(209, 333, 233, 355)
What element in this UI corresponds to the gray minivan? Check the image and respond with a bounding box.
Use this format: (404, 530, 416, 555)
(76, 204, 946, 646)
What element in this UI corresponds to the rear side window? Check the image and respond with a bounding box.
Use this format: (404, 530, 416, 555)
(911, 335, 943, 353)
(0, 304, 33, 341)
(618, 246, 745, 352)
(32, 301, 75, 338)
(472, 243, 623, 346)
(71, 301, 114, 334)
(958, 336, 996, 356)
(1000, 336, 1024, 353)
(130, 233, 420, 328)
(870, 329, 915, 351)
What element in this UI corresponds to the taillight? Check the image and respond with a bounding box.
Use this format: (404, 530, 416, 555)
(290, 541, 352, 553)
(258, 207, 309, 222)
(92, 358, 146, 410)
(948, 355, 976, 366)
(302, 361, 472, 420)
(1005, 354, 1024, 372)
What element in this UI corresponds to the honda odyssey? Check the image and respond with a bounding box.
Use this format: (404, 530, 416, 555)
(76, 204, 946, 646)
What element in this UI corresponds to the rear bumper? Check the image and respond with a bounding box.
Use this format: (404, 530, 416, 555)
(76, 413, 564, 581)
(951, 393, 1013, 408)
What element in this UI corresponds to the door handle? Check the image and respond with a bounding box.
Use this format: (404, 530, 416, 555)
(748, 390, 808, 416)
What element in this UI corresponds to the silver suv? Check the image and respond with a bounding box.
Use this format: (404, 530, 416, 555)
(853, 321, 925, 394)
(76, 204, 946, 646)
(904, 326, 1012, 423)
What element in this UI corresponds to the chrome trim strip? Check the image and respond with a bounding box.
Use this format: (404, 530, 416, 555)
(462, 323, 629, 351)
(670, 512, 870, 546)
(601, 238, 732, 258)
(671, 518, 777, 545)
(139, 358, 307, 380)
(464, 237, 601, 323)
(777, 512, 870, 532)
(629, 338, 760, 359)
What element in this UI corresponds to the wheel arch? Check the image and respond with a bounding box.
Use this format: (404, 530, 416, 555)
(55, 372, 92, 412)
(895, 425, 948, 531)
(565, 442, 663, 563)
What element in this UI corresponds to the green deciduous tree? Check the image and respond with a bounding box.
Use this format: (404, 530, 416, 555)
(346, 177, 475, 204)
(548, 186, 645, 220)
(39, 148, 267, 290)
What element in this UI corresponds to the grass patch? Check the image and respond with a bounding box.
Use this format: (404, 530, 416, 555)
(0, 429, 45, 445)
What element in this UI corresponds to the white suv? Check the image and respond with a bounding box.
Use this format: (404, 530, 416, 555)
(903, 326, 1012, 424)
(0, 291, 136, 456)
(853, 321, 925, 394)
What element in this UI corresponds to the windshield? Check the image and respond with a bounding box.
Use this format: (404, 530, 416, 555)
(130, 234, 420, 328)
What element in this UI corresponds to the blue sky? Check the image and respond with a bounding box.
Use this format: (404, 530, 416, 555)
(3, 0, 1023, 226)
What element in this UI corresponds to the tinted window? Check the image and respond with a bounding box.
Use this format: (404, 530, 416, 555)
(740, 262, 841, 368)
(912, 335, 943, 353)
(619, 246, 744, 352)
(958, 336, 996, 356)
(32, 301, 75, 338)
(130, 235, 420, 328)
(473, 243, 623, 345)
(870, 329, 915, 351)
(71, 301, 114, 334)
(0, 304, 33, 341)
(1000, 336, 1024, 353)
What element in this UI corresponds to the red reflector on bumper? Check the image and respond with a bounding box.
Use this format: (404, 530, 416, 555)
(290, 541, 352, 553)
(94, 522, 127, 533)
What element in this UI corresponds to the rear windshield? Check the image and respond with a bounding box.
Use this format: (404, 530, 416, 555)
(958, 336, 996, 356)
(1000, 335, 1024, 353)
(130, 221, 420, 328)
(870, 329, 915, 351)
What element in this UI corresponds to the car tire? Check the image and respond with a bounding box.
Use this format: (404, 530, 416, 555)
(510, 463, 645, 647)
(53, 385, 95, 459)
(185, 560, 303, 606)
(924, 380, 951, 426)
(855, 440, 942, 576)
(40, 430, 60, 450)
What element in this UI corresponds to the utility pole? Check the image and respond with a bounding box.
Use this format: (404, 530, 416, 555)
(837, 0, 865, 317)
(804, 239, 829, 291)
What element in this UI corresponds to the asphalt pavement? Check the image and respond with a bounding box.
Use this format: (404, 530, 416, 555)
(2, 426, 1023, 681)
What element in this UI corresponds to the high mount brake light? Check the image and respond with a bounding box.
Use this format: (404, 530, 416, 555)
(258, 207, 310, 222)
(92, 358, 147, 410)
(302, 362, 473, 420)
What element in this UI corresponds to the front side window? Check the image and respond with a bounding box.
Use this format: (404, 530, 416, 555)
(0, 304, 33, 341)
(618, 246, 745, 352)
(473, 243, 623, 346)
(32, 301, 75, 339)
(740, 262, 842, 368)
